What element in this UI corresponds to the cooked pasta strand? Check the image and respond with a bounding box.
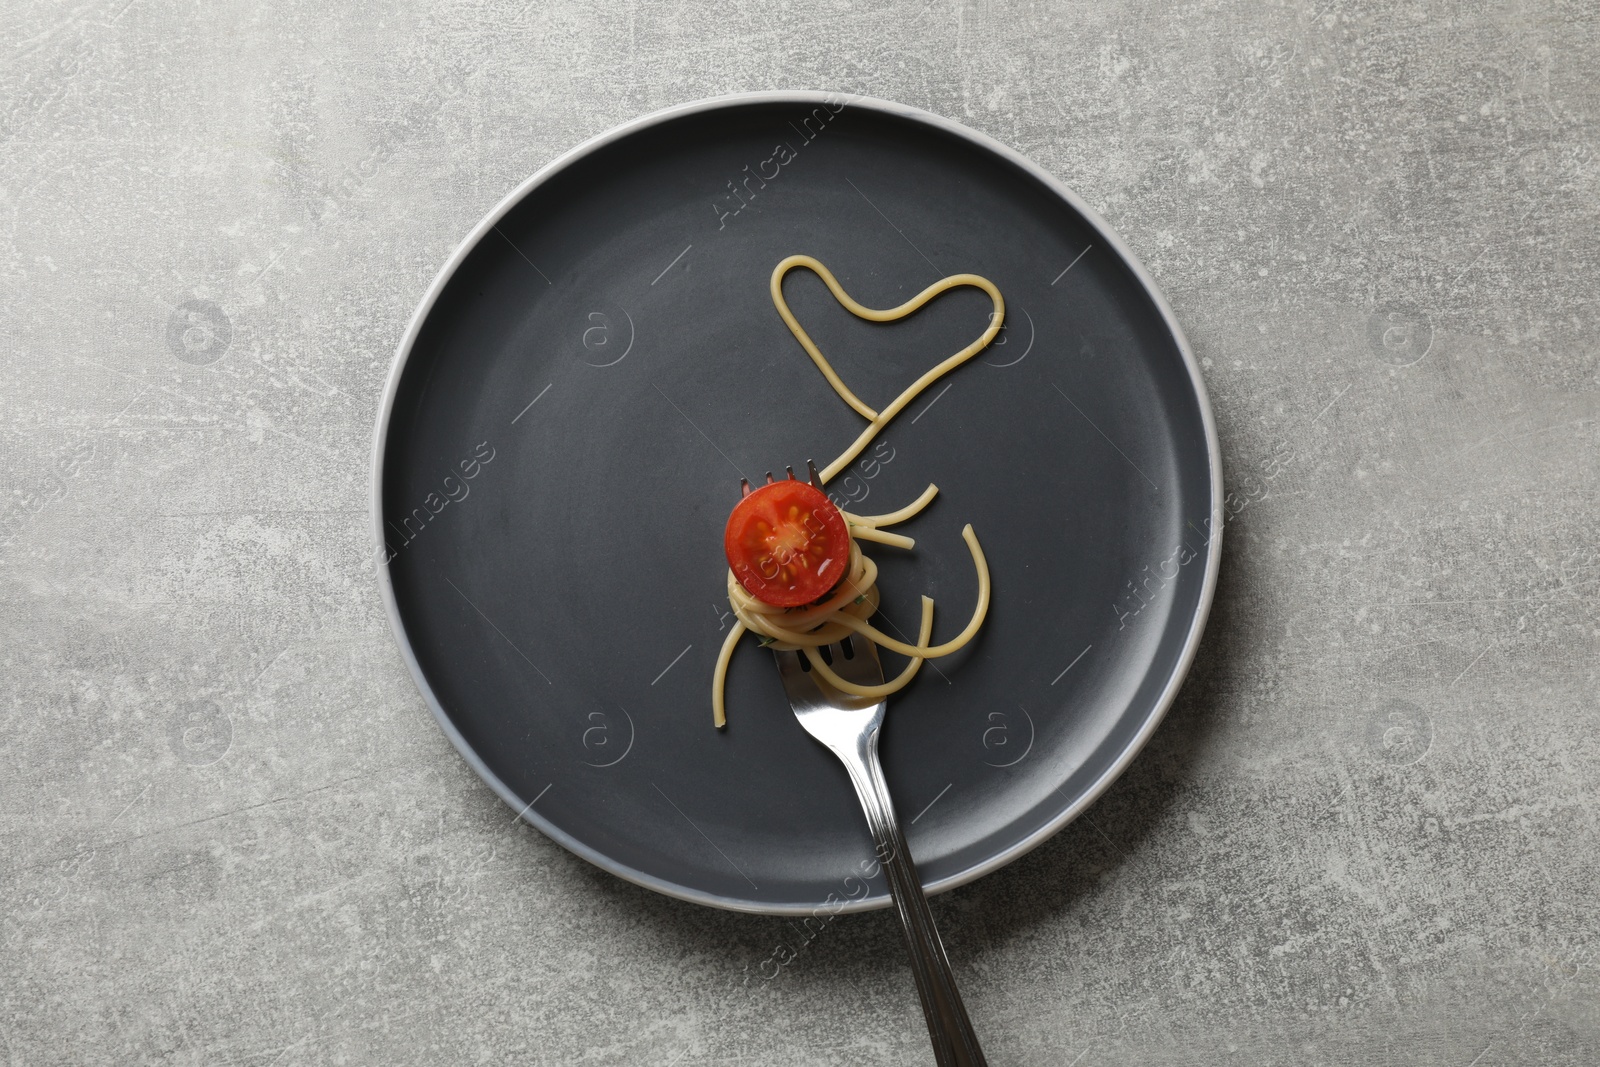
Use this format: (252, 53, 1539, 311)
(769, 255, 1005, 475)
(846, 483, 939, 529)
(848, 526, 915, 550)
(712, 621, 745, 729)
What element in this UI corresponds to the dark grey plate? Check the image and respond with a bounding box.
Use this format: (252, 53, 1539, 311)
(373, 92, 1221, 915)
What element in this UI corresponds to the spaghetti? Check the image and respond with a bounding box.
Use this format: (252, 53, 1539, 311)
(712, 255, 1004, 728)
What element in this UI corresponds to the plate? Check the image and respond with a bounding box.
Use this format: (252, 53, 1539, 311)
(373, 92, 1221, 914)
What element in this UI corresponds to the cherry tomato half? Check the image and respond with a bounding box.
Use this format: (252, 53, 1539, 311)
(724, 479, 851, 607)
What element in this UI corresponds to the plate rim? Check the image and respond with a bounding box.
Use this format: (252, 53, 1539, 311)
(370, 89, 1224, 915)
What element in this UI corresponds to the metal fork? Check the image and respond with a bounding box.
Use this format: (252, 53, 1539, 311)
(774, 638, 988, 1067)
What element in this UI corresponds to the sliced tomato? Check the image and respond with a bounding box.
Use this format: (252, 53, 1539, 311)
(724, 479, 851, 607)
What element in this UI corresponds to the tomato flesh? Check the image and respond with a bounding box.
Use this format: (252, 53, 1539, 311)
(724, 480, 850, 607)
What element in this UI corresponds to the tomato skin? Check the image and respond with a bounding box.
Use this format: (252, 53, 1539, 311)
(724, 480, 851, 607)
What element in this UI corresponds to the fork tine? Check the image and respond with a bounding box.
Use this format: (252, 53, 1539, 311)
(771, 647, 820, 697)
(743, 464, 820, 494)
(774, 639, 885, 695)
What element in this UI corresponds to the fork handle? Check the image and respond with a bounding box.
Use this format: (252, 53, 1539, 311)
(844, 732, 988, 1067)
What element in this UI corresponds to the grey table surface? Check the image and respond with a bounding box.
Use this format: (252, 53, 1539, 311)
(4, 2, 1597, 1065)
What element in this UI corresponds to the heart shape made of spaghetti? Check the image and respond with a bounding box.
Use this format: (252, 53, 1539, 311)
(769, 254, 1005, 482)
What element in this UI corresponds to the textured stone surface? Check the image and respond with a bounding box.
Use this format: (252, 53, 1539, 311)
(3, 1, 1597, 1064)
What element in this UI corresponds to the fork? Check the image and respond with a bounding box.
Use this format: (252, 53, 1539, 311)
(774, 637, 988, 1067)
